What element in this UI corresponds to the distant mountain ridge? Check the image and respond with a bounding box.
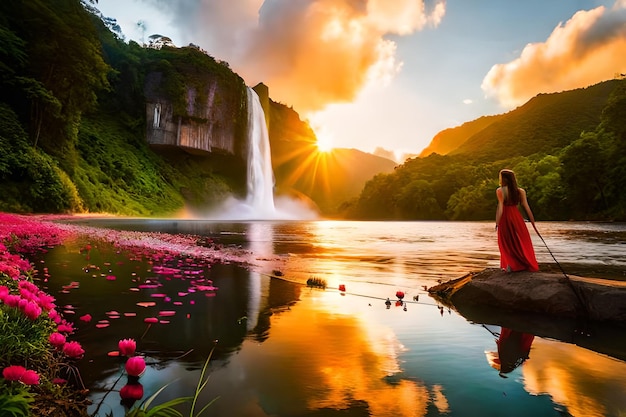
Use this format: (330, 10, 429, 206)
(419, 115, 502, 157)
(419, 80, 620, 161)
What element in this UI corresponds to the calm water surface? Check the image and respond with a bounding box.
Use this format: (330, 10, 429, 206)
(36, 220, 626, 417)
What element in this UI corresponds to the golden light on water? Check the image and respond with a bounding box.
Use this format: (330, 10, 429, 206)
(231, 289, 440, 416)
(522, 337, 626, 417)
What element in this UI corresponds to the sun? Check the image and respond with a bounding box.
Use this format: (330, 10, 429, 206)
(315, 130, 335, 153)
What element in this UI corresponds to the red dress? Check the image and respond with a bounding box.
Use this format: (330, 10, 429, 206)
(497, 203, 539, 272)
(496, 328, 535, 374)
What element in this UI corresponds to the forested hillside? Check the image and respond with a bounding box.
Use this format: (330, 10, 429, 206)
(0, 0, 247, 215)
(418, 115, 502, 157)
(451, 81, 621, 161)
(344, 79, 626, 221)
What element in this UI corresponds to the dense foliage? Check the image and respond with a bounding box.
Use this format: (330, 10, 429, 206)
(0, 0, 242, 215)
(344, 80, 626, 221)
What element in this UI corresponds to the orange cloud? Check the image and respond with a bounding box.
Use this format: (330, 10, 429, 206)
(522, 337, 626, 417)
(482, 2, 626, 108)
(171, 0, 446, 112)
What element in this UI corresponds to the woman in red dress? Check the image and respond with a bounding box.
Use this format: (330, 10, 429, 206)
(495, 169, 539, 272)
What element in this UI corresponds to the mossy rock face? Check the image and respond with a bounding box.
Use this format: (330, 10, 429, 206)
(429, 268, 626, 323)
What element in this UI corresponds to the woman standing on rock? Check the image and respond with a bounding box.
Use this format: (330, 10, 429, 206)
(495, 169, 539, 272)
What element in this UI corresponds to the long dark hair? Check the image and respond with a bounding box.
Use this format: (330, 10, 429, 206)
(499, 169, 520, 205)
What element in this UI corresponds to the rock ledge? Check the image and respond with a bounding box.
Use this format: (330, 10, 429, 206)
(429, 268, 626, 323)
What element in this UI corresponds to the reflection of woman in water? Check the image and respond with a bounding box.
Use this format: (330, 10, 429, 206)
(495, 169, 539, 272)
(486, 327, 535, 377)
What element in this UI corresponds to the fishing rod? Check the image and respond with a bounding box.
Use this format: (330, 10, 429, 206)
(531, 224, 591, 323)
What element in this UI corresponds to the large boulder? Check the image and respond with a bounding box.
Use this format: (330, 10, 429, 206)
(429, 268, 626, 323)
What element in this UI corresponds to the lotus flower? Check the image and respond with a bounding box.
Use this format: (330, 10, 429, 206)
(118, 338, 137, 356)
(125, 356, 146, 377)
(120, 382, 144, 400)
(120, 382, 144, 408)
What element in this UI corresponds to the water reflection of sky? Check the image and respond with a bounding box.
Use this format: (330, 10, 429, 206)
(524, 337, 626, 417)
(47, 219, 626, 416)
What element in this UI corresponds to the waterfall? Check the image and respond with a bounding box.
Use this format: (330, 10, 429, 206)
(196, 87, 317, 220)
(245, 87, 276, 216)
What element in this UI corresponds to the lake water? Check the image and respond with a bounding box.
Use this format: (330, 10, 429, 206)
(35, 220, 626, 417)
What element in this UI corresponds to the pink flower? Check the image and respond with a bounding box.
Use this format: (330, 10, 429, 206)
(20, 370, 40, 385)
(118, 339, 137, 357)
(57, 321, 74, 334)
(22, 301, 42, 320)
(120, 382, 144, 400)
(2, 365, 26, 381)
(79, 314, 92, 322)
(0, 285, 9, 300)
(4, 294, 20, 308)
(18, 280, 38, 295)
(48, 309, 61, 323)
(63, 341, 85, 358)
(120, 382, 144, 408)
(49, 332, 66, 347)
(37, 293, 56, 311)
(125, 356, 146, 377)
(1, 366, 39, 385)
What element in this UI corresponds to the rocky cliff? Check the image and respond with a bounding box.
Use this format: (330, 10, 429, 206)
(144, 68, 248, 157)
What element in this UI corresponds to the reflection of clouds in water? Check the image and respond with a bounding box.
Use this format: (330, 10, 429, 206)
(431, 384, 450, 414)
(251, 290, 433, 416)
(522, 337, 626, 417)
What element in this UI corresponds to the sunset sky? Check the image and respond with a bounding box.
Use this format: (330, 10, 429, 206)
(95, 0, 626, 160)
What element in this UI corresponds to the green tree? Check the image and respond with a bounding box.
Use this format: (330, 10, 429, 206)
(353, 173, 398, 219)
(446, 180, 497, 220)
(560, 132, 609, 218)
(396, 179, 443, 219)
(0, 0, 110, 169)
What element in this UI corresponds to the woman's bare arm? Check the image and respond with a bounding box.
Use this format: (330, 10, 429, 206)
(495, 187, 504, 228)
